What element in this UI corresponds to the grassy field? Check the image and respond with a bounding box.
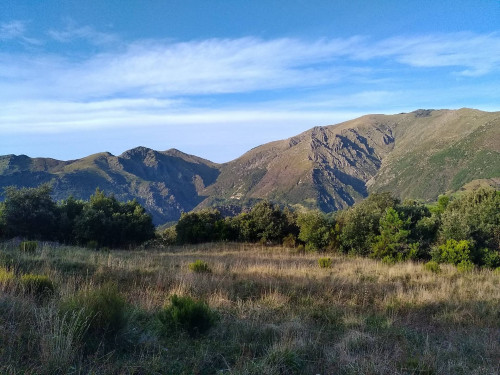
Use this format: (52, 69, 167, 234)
(0, 241, 499, 374)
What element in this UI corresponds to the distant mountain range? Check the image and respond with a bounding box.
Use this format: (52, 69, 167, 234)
(1, 108, 499, 224)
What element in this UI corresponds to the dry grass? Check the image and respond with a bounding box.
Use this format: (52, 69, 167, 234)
(0, 241, 499, 374)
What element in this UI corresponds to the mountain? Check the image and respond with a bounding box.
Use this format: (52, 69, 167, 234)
(1, 108, 499, 224)
(0, 148, 219, 224)
(199, 108, 500, 211)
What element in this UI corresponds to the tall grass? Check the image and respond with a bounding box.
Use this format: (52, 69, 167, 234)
(0, 242, 499, 374)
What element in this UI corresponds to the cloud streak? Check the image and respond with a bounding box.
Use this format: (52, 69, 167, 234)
(0, 28, 499, 144)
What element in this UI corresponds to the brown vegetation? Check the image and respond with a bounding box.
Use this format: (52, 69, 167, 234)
(0, 242, 499, 374)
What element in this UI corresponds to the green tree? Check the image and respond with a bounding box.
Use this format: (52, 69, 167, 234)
(2, 184, 59, 240)
(175, 208, 224, 244)
(297, 210, 331, 251)
(440, 188, 500, 262)
(371, 207, 413, 261)
(337, 193, 399, 255)
(58, 196, 85, 244)
(74, 189, 154, 248)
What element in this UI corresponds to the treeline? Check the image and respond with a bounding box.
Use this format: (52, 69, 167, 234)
(162, 188, 500, 269)
(0, 185, 155, 248)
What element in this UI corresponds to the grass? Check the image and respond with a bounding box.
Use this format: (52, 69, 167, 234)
(0, 241, 499, 374)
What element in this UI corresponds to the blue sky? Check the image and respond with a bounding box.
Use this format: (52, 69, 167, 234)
(1, 0, 499, 162)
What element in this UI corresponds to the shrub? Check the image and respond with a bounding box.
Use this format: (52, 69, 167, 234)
(0, 267, 15, 289)
(60, 283, 126, 337)
(437, 239, 472, 265)
(457, 260, 474, 273)
(282, 233, 297, 248)
(19, 241, 37, 253)
(423, 261, 441, 273)
(20, 274, 55, 297)
(188, 260, 211, 273)
(479, 248, 500, 268)
(318, 257, 332, 268)
(158, 294, 217, 336)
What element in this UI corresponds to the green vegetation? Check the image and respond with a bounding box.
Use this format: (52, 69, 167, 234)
(188, 259, 212, 273)
(20, 274, 55, 298)
(158, 294, 218, 336)
(0, 185, 155, 248)
(19, 241, 37, 253)
(157, 188, 500, 271)
(317, 257, 332, 268)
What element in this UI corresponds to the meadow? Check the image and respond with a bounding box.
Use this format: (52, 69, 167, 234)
(1, 241, 499, 374)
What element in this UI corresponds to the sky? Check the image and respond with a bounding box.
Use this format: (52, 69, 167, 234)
(1, 0, 499, 162)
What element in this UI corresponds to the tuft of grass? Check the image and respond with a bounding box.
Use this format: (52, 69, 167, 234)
(19, 241, 37, 253)
(318, 257, 332, 268)
(20, 274, 55, 298)
(424, 260, 441, 273)
(0, 267, 15, 290)
(188, 259, 211, 273)
(158, 294, 217, 336)
(36, 306, 90, 372)
(60, 282, 126, 339)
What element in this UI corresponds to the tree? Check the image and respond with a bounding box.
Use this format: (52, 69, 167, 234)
(337, 193, 399, 255)
(371, 207, 413, 261)
(58, 196, 85, 244)
(2, 184, 59, 240)
(297, 210, 331, 251)
(74, 189, 154, 248)
(440, 187, 500, 256)
(175, 208, 224, 244)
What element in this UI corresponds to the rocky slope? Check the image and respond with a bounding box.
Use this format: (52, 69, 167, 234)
(0, 148, 219, 224)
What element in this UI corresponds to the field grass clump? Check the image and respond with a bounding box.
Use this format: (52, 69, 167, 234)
(19, 241, 37, 253)
(60, 283, 126, 338)
(20, 274, 55, 297)
(318, 257, 332, 268)
(188, 259, 211, 273)
(0, 267, 15, 287)
(158, 294, 217, 336)
(423, 260, 441, 273)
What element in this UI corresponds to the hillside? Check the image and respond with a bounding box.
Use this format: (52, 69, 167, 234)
(0, 148, 219, 224)
(1, 108, 499, 223)
(200, 108, 500, 210)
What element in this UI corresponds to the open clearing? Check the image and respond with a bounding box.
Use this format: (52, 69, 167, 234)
(1, 242, 499, 374)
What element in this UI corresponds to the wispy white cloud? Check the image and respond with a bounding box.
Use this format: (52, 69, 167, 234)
(0, 30, 499, 145)
(357, 33, 500, 76)
(0, 20, 40, 45)
(48, 20, 118, 45)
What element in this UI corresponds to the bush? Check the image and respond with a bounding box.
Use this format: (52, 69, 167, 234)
(188, 260, 211, 273)
(437, 239, 472, 265)
(479, 248, 500, 268)
(20, 274, 55, 297)
(282, 233, 297, 248)
(19, 241, 37, 253)
(457, 260, 474, 273)
(423, 261, 441, 273)
(60, 283, 126, 337)
(158, 294, 217, 336)
(318, 257, 332, 268)
(0, 267, 15, 288)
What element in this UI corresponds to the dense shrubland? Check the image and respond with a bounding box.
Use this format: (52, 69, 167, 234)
(165, 188, 500, 269)
(1, 184, 498, 270)
(0, 185, 155, 248)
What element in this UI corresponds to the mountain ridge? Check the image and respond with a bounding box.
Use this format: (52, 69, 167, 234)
(1, 108, 499, 224)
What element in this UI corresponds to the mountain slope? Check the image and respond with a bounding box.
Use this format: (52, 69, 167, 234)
(199, 117, 397, 211)
(199, 108, 499, 210)
(0, 148, 219, 224)
(1, 108, 498, 224)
